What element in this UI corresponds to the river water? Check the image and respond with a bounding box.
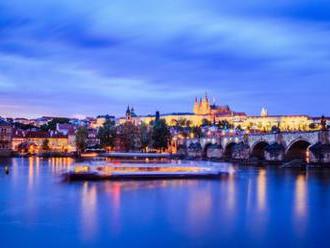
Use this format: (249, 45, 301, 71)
(0, 157, 330, 247)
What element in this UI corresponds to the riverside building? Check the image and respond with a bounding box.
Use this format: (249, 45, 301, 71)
(0, 119, 12, 156)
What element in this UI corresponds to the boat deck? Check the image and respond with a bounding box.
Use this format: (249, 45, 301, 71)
(63, 164, 228, 181)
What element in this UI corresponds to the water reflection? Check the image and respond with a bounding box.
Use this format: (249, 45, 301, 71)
(295, 174, 307, 217)
(81, 182, 98, 241)
(2, 158, 330, 247)
(187, 186, 212, 236)
(257, 168, 267, 211)
(11, 158, 18, 186)
(48, 157, 73, 173)
(227, 173, 236, 212)
(28, 157, 34, 189)
(110, 182, 122, 233)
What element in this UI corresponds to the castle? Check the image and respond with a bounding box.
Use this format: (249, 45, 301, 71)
(120, 94, 314, 132)
(193, 95, 210, 115)
(121, 94, 244, 126)
(193, 94, 234, 117)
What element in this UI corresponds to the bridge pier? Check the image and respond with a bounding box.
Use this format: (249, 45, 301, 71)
(264, 143, 285, 162)
(232, 142, 250, 160)
(205, 144, 223, 160)
(186, 142, 203, 159)
(308, 131, 330, 164)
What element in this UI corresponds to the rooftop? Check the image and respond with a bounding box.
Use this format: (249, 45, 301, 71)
(0, 119, 11, 126)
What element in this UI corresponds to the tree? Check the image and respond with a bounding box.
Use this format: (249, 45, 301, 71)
(309, 123, 316, 130)
(271, 125, 281, 133)
(177, 118, 187, 127)
(139, 123, 152, 152)
(13, 122, 38, 131)
(98, 120, 116, 149)
(170, 119, 177, 126)
(117, 122, 140, 152)
(202, 118, 212, 127)
(235, 125, 243, 132)
(41, 118, 70, 131)
(217, 120, 233, 130)
(41, 139, 50, 152)
(75, 126, 88, 154)
(186, 120, 192, 128)
(191, 126, 202, 138)
(152, 119, 171, 151)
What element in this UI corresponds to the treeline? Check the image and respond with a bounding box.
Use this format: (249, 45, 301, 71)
(76, 119, 171, 153)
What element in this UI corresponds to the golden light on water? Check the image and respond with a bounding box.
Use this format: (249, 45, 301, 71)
(186, 188, 212, 236)
(295, 174, 307, 217)
(81, 182, 98, 241)
(11, 158, 18, 186)
(257, 169, 267, 211)
(36, 157, 40, 177)
(227, 173, 236, 211)
(28, 157, 34, 189)
(108, 182, 122, 233)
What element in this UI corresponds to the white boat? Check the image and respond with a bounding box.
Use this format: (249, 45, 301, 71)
(63, 164, 227, 181)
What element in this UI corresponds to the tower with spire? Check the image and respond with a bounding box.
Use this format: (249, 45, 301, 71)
(193, 97, 199, 115)
(261, 107, 268, 117)
(193, 93, 211, 115)
(126, 105, 132, 121)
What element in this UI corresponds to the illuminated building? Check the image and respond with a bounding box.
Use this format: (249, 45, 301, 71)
(90, 115, 115, 129)
(0, 119, 12, 156)
(12, 130, 75, 154)
(120, 94, 246, 126)
(119, 95, 319, 132)
(236, 109, 312, 132)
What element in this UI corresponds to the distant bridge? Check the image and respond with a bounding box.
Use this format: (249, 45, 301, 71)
(183, 131, 330, 162)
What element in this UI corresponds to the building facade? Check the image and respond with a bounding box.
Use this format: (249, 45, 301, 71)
(120, 94, 246, 127)
(0, 119, 12, 156)
(12, 130, 75, 154)
(119, 95, 320, 132)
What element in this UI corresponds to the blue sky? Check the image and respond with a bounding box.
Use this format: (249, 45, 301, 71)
(0, 0, 329, 118)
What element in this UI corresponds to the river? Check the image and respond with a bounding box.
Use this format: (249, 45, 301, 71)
(0, 157, 330, 247)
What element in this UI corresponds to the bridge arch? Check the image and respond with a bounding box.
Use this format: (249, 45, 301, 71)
(204, 143, 223, 159)
(285, 139, 312, 162)
(250, 141, 270, 160)
(203, 143, 213, 158)
(224, 142, 237, 159)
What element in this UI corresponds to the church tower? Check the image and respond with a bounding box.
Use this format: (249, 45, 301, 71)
(126, 105, 132, 121)
(193, 97, 199, 115)
(193, 94, 211, 115)
(200, 93, 210, 115)
(261, 107, 268, 117)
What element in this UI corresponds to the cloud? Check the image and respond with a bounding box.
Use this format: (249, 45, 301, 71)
(0, 0, 329, 118)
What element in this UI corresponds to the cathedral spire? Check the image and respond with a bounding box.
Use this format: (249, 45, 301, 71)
(205, 92, 208, 102)
(193, 97, 199, 114)
(126, 105, 131, 115)
(261, 107, 268, 117)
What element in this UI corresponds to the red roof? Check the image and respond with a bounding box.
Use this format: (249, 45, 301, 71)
(13, 130, 67, 139)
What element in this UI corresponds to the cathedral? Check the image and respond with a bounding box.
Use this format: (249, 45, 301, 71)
(193, 95, 210, 115)
(119, 94, 313, 132)
(193, 94, 241, 119)
(120, 94, 244, 126)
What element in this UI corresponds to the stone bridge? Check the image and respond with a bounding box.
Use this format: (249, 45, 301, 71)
(182, 131, 330, 163)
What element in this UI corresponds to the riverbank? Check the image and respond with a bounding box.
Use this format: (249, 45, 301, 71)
(4, 151, 330, 169)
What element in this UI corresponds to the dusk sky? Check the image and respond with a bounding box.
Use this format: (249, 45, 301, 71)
(0, 0, 329, 118)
